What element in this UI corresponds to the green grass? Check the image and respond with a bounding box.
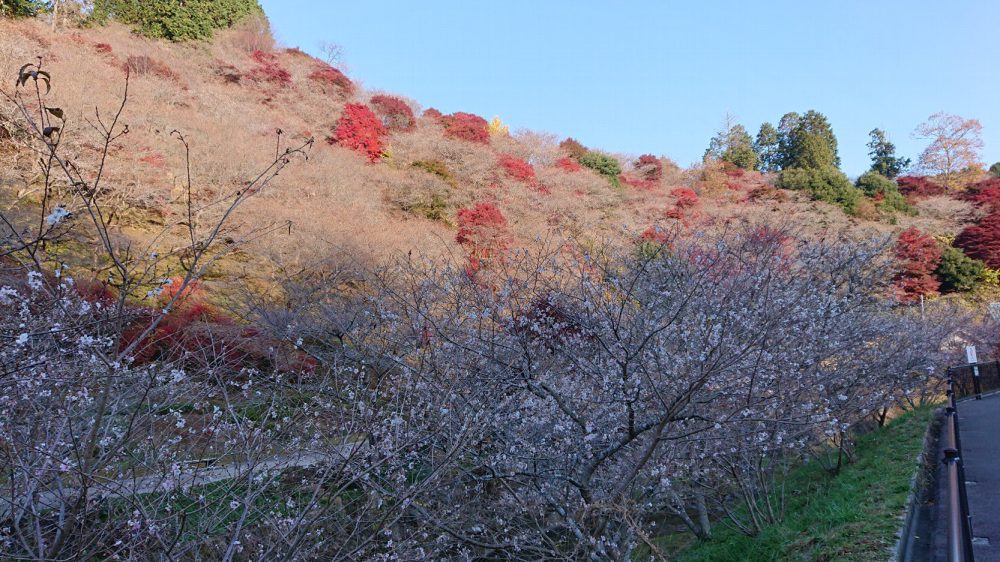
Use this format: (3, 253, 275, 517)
(673, 406, 935, 562)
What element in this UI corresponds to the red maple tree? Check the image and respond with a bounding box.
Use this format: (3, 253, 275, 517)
(892, 227, 942, 302)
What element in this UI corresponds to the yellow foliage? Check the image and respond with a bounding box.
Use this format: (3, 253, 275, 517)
(488, 116, 509, 137)
(981, 267, 1000, 287)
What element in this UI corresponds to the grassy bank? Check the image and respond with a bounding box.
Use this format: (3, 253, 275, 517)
(674, 406, 935, 562)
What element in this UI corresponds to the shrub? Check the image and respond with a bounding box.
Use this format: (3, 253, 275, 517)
(123, 55, 178, 80)
(856, 172, 895, 198)
(328, 103, 387, 163)
(246, 50, 291, 86)
(672, 187, 699, 209)
(897, 175, 946, 199)
(89, 0, 263, 41)
(498, 155, 536, 183)
(370, 95, 416, 132)
(94, 42, 113, 54)
(635, 154, 663, 181)
(441, 112, 490, 144)
(456, 202, 510, 272)
(412, 159, 456, 187)
(856, 172, 916, 215)
(893, 227, 942, 301)
(955, 212, 1000, 268)
(559, 138, 587, 160)
(556, 157, 582, 173)
(308, 65, 353, 95)
(776, 166, 862, 215)
(579, 151, 622, 187)
(619, 175, 656, 189)
(423, 107, 443, 119)
(936, 246, 985, 293)
(965, 178, 1000, 210)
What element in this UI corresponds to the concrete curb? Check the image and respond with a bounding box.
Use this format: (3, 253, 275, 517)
(892, 407, 944, 562)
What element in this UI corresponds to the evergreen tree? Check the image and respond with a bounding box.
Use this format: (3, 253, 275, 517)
(783, 110, 839, 170)
(754, 122, 781, 172)
(867, 128, 910, 178)
(990, 162, 1000, 178)
(705, 120, 759, 170)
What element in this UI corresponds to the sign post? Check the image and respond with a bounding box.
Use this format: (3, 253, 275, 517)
(966, 345, 982, 400)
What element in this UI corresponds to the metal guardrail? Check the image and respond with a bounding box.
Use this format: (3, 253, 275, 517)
(943, 373, 976, 561)
(949, 360, 1000, 400)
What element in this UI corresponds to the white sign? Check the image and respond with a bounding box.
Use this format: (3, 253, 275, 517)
(966, 345, 978, 365)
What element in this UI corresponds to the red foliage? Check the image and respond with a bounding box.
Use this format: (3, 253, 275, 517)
(369, 95, 416, 132)
(620, 175, 657, 190)
(456, 202, 510, 272)
(556, 157, 582, 172)
(636, 154, 663, 181)
(664, 188, 700, 221)
(965, 178, 1000, 210)
(307, 65, 353, 95)
(328, 103, 388, 163)
(640, 226, 670, 245)
(94, 42, 113, 54)
(893, 227, 942, 302)
(671, 187, 699, 209)
(423, 107, 443, 119)
(246, 50, 291, 87)
(897, 176, 946, 199)
(441, 112, 490, 144)
(498, 155, 536, 183)
(955, 212, 1000, 269)
(75, 278, 117, 307)
(139, 152, 166, 168)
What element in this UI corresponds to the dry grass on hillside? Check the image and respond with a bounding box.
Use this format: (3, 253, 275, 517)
(0, 18, 974, 291)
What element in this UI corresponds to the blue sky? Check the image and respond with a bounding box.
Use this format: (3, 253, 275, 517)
(260, 1, 997, 177)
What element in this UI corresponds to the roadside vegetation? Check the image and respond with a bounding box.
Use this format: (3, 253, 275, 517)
(674, 407, 936, 561)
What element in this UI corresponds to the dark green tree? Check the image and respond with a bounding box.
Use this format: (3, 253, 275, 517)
(781, 110, 839, 170)
(705, 120, 759, 170)
(990, 162, 1000, 178)
(935, 246, 985, 293)
(90, 0, 263, 40)
(754, 122, 781, 172)
(867, 128, 910, 178)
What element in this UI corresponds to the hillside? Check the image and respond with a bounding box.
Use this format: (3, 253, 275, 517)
(1, 8, 995, 561)
(0, 16, 982, 295)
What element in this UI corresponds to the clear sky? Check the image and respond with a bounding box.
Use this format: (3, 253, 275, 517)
(260, 0, 997, 177)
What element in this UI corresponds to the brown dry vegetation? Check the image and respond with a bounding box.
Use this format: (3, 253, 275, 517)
(0, 18, 974, 292)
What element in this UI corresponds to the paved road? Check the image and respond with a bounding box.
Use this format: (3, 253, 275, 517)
(956, 393, 1000, 561)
